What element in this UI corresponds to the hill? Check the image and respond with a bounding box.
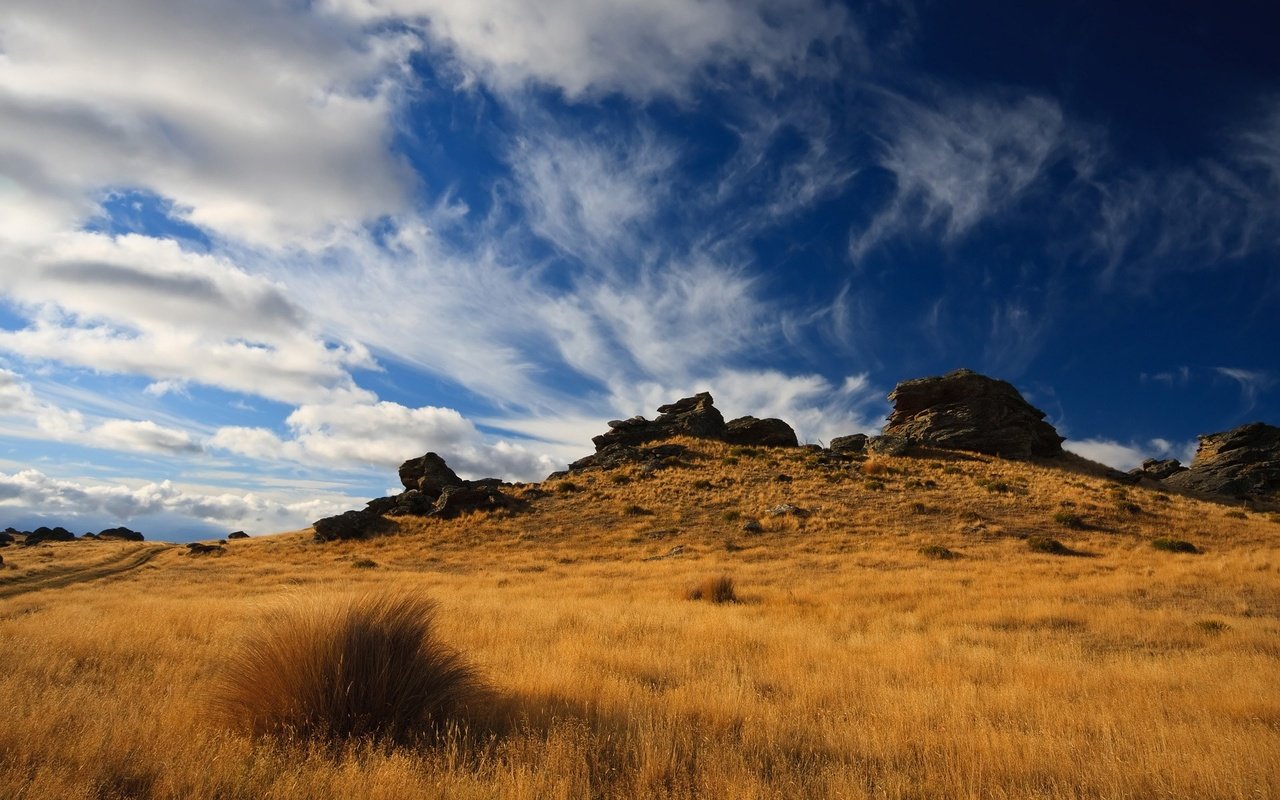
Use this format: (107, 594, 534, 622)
(1, 435, 1278, 799)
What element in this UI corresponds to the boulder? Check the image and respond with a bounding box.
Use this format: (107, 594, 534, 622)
(430, 485, 526, 520)
(1128, 458, 1187, 481)
(312, 509, 392, 543)
(724, 416, 798, 447)
(397, 452, 464, 497)
(591, 392, 726, 450)
(227, 531, 250, 540)
(866, 434, 911, 456)
(81, 532, 100, 540)
(24, 526, 76, 546)
(0, 531, 13, 547)
(185, 542, 224, 556)
(829, 434, 868, 453)
(98, 526, 144, 541)
(567, 443, 689, 473)
(1162, 423, 1280, 501)
(883, 369, 1064, 459)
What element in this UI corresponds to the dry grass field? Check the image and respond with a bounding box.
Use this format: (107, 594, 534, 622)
(2, 437, 1278, 799)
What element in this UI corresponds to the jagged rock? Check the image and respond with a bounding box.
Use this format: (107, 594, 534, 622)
(867, 434, 911, 456)
(830, 434, 868, 453)
(1162, 423, 1280, 500)
(98, 526, 144, 541)
(227, 531, 249, 540)
(313, 509, 392, 543)
(1128, 458, 1187, 481)
(724, 416, 798, 447)
(592, 392, 726, 450)
(430, 485, 526, 520)
(883, 369, 1064, 459)
(397, 452, 464, 497)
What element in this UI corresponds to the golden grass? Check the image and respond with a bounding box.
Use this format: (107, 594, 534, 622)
(1, 438, 1278, 798)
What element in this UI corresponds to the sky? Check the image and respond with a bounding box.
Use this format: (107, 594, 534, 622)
(0, 1, 1277, 539)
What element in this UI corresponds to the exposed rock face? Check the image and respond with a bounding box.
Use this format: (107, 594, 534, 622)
(1129, 458, 1188, 481)
(592, 392, 727, 450)
(315, 452, 524, 541)
(397, 453, 464, 496)
(829, 434, 868, 454)
(724, 416, 798, 447)
(1162, 423, 1280, 500)
(227, 531, 250, 540)
(567, 443, 689, 473)
(883, 369, 1065, 459)
(98, 526, 144, 541)
(186, 542, 225, 556)
(22, 526, 76, 546)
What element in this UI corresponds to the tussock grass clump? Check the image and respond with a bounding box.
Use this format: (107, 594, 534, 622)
(1027, 536, 1072, 555)
(1053, 511, 1088, 529)
(1152, 537, 1199, 554)
(686, 575, 737, 604)
(351, 558, 377, 569)
(213, 592, 485, 743)
(918, 544, 956, 560)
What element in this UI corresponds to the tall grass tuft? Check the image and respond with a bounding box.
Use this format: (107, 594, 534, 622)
(687, 575, 738, 604)
(213, 591, 485, 743)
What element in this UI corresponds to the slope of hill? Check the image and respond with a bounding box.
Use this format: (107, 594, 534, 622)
(1, 436, 1278, 799)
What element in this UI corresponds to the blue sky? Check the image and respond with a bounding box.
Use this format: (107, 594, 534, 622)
(0, 0, 1277, 539)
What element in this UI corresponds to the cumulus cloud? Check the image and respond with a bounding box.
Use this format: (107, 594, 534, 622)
(0, 468, 358, 535)
(1064, 437, 1195, 472)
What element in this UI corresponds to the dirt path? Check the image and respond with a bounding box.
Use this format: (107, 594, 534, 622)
(0, 544, 171, 599)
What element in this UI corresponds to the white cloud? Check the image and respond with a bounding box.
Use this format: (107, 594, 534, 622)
(0, 0, 416, 246)
(0, 468, 358, 535)
(329, 0, 851, 100)
(1064, 437, 1195, 472)
(852, 93, 1070, 259)
(1215, 367, 1275, 413)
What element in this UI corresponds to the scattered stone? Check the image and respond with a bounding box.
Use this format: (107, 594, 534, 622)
(768, 504, 809, 517)
(98, 526, 144, 541)
(883, 368, 1065, 459)
(829, 434, 868, 453)
(397, 452, 464, 497)
(227, 531, 250, 540)
(724, 416, 798, 447)
(1161, 422, 1280, 501)
(741, 519, 763, 534)
(1128, 458, 1187, 481)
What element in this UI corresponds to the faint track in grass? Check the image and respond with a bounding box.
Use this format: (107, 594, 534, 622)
(0, 544, 171, 599)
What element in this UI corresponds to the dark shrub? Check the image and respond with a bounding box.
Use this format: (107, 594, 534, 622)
(1152, 537, 1199, 554)
(1027, 536, 1072, 555)
(1053, 512, 1088, 530)
(686, 575, 737, 604)
(918, 544, 956, 560)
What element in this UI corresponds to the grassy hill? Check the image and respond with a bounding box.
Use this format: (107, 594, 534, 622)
(1, 438, 1278, 798)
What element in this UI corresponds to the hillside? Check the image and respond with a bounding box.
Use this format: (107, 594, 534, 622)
(2, 436, 1278, 799)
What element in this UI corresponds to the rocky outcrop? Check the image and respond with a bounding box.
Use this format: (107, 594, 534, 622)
(227, 531, 250, 540)
(883, 369, 1065, 459)
(397, 453, 464, 497)
(314, 452, 524, 542)
(22, 526, 77, 546)
(569, 392, 797, 475)
(1128, 458, 1187, 481)
(1161, 423, 1280, 501)
(98, 526, 144, 541)
(724, 416, 798, 447)
(592, 392, 727, 450)
(829, 434, 868, 454)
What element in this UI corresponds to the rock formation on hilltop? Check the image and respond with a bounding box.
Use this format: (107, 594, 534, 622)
(882, 369, 1065, 459)
(1128, 458, 1188, 481)
(1160, 422, 1280, 501)
(313, 452, 525, 542)
(567, 392, 797, 475)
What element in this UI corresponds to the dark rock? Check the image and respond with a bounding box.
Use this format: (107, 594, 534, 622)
(227, 531, 249, 540)
(24, 526, 76, 546)
(883, 369, 1065, 459)
(396, 452, 464, 497)
(1128, 458, 1187, 481)
(81, 532, 100, 539)
(313, 509, 392, 543)
(741, 519, 763, 534)
(775, 474, 792, 482)
(1162, 423, 1280, 501)
(724, 416, 798, 447)
(768, 504, 809, 517)
(98, 526, 144, 541)
(866, 434, 911, 456)
(829, 434, 868, 453)
(185, 542, 224, 556)
(567, 443, 689, 474)
(591, 392, 726, 450)
(0, 532, 14, 547)
(430, 485, 526, 520)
